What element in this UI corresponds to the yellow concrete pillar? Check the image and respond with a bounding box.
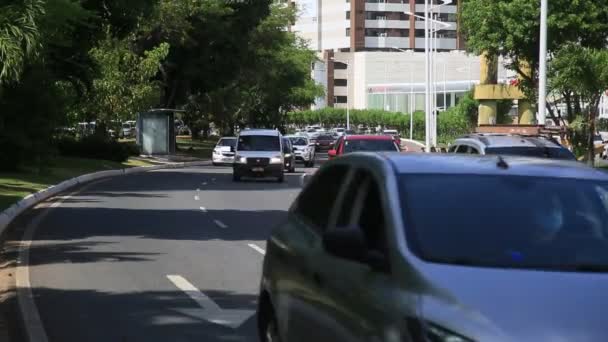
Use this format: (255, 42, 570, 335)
(478, 53, 498, 126)
(518, 101, 535, 124)
(479, 101, 497, 125)
(517, 60, 535, 124)
(480, 53, 498, 85)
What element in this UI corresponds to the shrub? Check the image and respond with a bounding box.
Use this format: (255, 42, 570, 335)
(55, 135, 130, 162)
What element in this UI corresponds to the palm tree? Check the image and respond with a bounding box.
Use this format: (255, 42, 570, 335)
(0, 0, 44, 84)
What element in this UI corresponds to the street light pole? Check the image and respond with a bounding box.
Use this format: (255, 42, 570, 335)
(424, 0, 431, 152)
(538, 0, 548, 125)
(405, 10, 450, 151)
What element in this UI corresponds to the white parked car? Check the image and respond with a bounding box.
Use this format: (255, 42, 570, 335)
(286, 135, 315, 167)
(212, 137, 237, 166)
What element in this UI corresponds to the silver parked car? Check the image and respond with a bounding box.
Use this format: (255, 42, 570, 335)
(450, 133, 576, 160)
(258, 153, 608, 342)
(286, 135, 315, 167)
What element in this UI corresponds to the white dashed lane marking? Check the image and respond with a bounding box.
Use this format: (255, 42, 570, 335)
(247, 244, 266, 255)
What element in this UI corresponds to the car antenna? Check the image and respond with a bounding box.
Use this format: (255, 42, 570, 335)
(497, 156, 509, 169)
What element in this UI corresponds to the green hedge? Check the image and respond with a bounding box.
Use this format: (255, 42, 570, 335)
(287, 108, 472, 144)
(55, 135, 132, 162)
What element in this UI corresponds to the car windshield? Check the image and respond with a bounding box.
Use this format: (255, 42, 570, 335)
(217, 138, 236, 147)
(485, 146, 576, 160)
(400, 174, 608, 271)
(237, 135, 280, 151)
(344, 139, 398, 153)
(289, 137, 308, 145)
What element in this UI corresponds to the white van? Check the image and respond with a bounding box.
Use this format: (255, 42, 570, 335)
(233, 129, 284, 182)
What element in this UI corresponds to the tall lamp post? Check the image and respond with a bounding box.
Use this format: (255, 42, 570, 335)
(538, 0, 548, 125)
(404, 11, 450, 151)
(330, 57, 350, 130)
(391, 47, 415, 140)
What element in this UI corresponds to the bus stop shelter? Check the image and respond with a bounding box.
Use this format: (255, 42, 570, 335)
(137, 109, 183, 155)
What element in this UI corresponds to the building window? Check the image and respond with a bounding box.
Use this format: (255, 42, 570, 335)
(438, 31, 457, 39)
(334, 62, 348, 70)
(415, 29, 426, 37)
(335, 79, 348, 86)
(346, 11, 350, 19)
(346, 28, 350, 36)
(365, 28, 389, 37)
(335, 96, 348, 104)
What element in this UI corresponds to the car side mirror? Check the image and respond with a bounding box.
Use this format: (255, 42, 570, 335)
(328, 149, 337, 157)
(322, 226, 367, 263)
(322, 227, 389, 272)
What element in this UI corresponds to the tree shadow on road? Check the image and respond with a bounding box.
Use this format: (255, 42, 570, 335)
(28, 206, 287, 244)
(24, 241, 160, 266)
(19, 287, 260, 342)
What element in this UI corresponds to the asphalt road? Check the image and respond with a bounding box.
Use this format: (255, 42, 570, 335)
(17, 155, 326, 342)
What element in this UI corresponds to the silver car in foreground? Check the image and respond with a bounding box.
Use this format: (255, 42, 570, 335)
(258, 153, 608, 342)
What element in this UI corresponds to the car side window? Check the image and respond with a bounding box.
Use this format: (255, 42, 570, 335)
(456, 145, 468, 153)
(294, 165, 350, 233)
(333, 136, 343, 150)
(333, 170, 368, 228)
(333, 169, 390, 258)
(282, 139, 291, 153)
(357, 178, 389, 257)
(469, 146, 479, 154)
(448, 145, 458, 153)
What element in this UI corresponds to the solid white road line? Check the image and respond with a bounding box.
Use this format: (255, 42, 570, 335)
(199, 206, 207, 213)
(166, 275, 221, 311)
(247, 243, 266, 255)
(17, 179, 108, 342)
(213, 220, 228, 229)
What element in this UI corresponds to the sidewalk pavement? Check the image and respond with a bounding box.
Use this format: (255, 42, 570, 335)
(134, 154, 204, 165)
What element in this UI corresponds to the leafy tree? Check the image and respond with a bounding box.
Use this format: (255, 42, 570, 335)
(0, 0, 45, 84)
(460, 0, 608, 123)
(550, 44, 608, 164)
(83, 36, 169, 125)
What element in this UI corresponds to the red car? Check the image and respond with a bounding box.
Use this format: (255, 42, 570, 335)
(328, 135, 401, 160)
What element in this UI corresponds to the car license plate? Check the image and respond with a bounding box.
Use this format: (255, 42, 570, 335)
(252, 167, 264, 172)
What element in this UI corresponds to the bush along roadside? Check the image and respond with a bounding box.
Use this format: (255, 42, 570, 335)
(54, 135, 137, 162)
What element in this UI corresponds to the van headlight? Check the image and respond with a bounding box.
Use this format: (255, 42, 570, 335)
(270, 155, 283, 164)
(235, 155, 247, 163)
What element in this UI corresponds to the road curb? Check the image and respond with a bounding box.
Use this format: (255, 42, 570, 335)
(2, 159, 210, 342)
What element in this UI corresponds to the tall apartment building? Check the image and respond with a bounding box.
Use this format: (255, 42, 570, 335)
(291, 0, 499, 112)
(291, 0, 464, 52)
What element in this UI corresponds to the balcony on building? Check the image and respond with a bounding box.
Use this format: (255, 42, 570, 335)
(365, 1, 409, 13)
(414, 37, 457, 50)
(334, 85, 349, 97)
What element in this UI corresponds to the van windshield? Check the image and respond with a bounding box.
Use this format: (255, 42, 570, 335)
(237, 135, 280, 151)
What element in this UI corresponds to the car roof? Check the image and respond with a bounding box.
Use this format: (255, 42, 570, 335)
(377, 153, 608, 180)
(219, 136, 236, 140)
(346, 135, 394, 141)
(285, 135, 307, 139)
(238, 129, 280, 137)
(456, 134, 562, 149)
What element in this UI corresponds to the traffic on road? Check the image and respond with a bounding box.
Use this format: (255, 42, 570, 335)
(7, 126, 608, 342)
